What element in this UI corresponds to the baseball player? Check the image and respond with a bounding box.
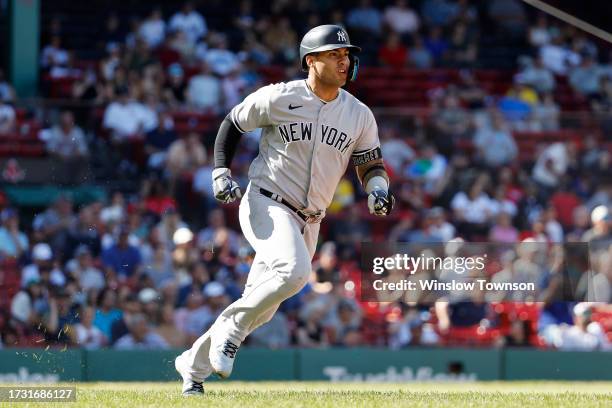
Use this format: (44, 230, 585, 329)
(175, 24, 394, 395)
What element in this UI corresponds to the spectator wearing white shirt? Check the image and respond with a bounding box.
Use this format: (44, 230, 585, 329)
(74, 306, 107, 349)
(49, 51, 80, 79)
(451, 175, 494, 239)
(539, 36, 580, 75)
(528, 15, 552, 47)
(44, 111, 89, 159)
(168, 2, 207, 46)
(21, 243, 66, 289)
(139, 8, 166, 49)
(103, 86, 144, 142)
(451, 186, 494, 224)
(186, 62, 221, 112)
(131, 93, 159, 134)
(542, 303, 611, 351)
(489, 186, 518, 218)
(10, 279, 45, 327)
(383, 0, 420, 36)
(532, 141, 576, 192)
(40, 36, 69, 70)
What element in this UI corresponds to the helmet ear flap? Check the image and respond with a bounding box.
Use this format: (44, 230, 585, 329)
(348, 55, 359, 82)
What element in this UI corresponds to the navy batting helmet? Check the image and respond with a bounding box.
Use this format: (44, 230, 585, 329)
(299, 24, 361, 82)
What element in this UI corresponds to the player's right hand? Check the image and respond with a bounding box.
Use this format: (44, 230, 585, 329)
(212, 168, 242, 204)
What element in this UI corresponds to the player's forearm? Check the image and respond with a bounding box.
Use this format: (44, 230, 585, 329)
(354, 154, 389, 192)
(213, 115, 243, 169)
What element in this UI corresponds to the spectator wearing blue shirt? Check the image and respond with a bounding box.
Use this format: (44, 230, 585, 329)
(0, 208, 29, 259)
(101, 226, 142, 282)
(177, 262, 210, 308)
(93, 288, 123, 340)
(421, 0, 459, 27)
(425, 27, 449, 63)
(474, 112, 518, 168)
(346, 0, 383, 36)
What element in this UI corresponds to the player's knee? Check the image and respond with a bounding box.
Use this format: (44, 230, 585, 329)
(260, 309, 276, 326)
(274, 255, 311, 292)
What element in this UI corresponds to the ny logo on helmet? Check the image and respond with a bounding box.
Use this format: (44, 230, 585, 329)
(337, 30, 347, 42)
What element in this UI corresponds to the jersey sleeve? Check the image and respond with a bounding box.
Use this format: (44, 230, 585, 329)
(229, 84, 274, 133)
(352, 108, 380, 156)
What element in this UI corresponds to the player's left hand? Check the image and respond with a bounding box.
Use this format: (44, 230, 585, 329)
(367, 189, 394, 216)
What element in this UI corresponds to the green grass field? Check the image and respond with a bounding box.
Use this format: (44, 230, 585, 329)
(1, 381, 611, 407)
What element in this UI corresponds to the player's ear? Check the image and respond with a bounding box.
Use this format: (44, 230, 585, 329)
(306, 53, 317, 67)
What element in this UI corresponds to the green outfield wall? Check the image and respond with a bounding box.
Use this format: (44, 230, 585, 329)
(9, 0, 40, 97)
(0, 348, 611, 382)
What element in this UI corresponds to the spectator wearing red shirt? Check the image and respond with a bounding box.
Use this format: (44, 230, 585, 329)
(550, 183, 581, 228)
(378, 32, 408, 68)
(497, 166, 524, 204)
(142, 178, 177, 217)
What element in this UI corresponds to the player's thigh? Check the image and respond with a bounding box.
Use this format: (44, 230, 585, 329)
(239, 190, 310, 275)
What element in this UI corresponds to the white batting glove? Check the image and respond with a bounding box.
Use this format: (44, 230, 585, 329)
(212, 168, 242, 204)
(367, 189, 395, 216)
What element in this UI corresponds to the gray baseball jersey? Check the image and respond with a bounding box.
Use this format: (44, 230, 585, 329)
(230, 79, 380, 214)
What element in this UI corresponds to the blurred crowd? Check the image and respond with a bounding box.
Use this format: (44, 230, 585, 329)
(0, 0, 611, 351)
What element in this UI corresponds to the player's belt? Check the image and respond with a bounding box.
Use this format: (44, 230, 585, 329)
(258, 188, 323, 224)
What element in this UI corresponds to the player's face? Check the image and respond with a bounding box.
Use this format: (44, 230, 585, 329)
(311, 48, 350, 87)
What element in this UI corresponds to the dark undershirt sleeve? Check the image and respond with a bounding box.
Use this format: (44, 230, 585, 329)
(213, 115, 244, 169)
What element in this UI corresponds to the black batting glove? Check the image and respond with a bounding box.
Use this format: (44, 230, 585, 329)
(367, 189, 395, 216)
